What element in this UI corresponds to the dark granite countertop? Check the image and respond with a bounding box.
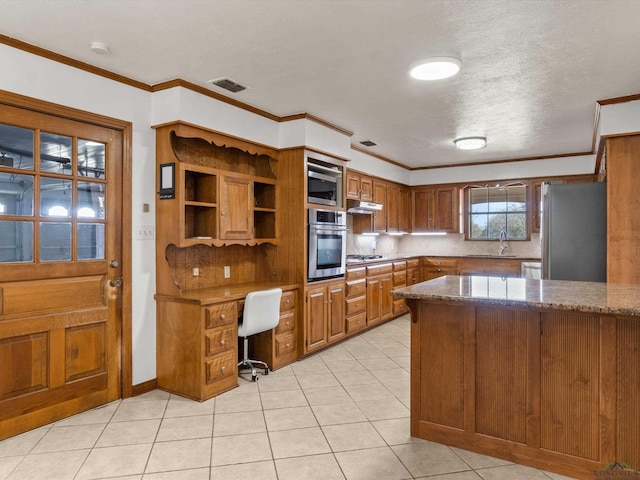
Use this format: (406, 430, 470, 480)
(392, 275, 640, 316)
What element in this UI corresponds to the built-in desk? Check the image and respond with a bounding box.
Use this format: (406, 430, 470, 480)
(393, 276, 640, 480)
(155, 282, 298, 401)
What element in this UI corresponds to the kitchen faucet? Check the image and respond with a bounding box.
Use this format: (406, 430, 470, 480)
(499, 230, 508, 256)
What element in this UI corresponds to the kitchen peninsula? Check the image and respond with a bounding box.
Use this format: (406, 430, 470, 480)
(393, 276, 640, 480)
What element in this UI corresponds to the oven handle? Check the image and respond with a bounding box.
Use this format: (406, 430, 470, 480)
(311, 225, 348, 232)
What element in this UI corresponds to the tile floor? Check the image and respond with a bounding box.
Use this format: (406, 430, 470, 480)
(0, 315, 578, 480)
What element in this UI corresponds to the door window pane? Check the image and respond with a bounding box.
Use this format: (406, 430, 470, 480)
(0, 173, 34, 216)
(40, 177, 72, 217)
(78, 139, 105, 178)
(77, 181, 105, 219)
(40, 222, 71, 261)
(0, 221, 33, 262)
(40, 132, 72, 175)
(0, 124, 34, 170)
(78, 223, 105, 260)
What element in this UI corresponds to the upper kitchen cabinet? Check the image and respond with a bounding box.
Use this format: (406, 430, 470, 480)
(154, 122, 278, 248)
(412, 186, 459, 233)
(346, 171, 373, 201)
(373, 181, 387, 232)
(606, 134, 640, 284)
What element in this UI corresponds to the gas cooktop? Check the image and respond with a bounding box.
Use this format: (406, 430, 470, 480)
(346, 254, 384, 261)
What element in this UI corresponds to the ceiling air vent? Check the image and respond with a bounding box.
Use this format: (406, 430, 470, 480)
(360, 140, 377, 147)
(208, 77, 247, 93)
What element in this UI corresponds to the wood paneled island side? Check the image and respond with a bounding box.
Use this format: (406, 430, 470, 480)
(393, 276, 640, 480)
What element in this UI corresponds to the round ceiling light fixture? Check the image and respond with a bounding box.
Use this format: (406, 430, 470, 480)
(409, 57, 461, 80)
(90, 41, 110, 55)
(454, 136, 487, 150)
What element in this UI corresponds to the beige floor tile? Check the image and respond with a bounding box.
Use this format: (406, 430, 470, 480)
(129, 390, 171, 402)
(8, 449, 89, 480)
(543, 471, 579, 480)
(76, 444, 151, 480)
(111, 399, 167, 423)
(156, 415, 213, 442)
(0, 429, 48, 458)
(393, 442, 471, 477)
(451, 447, 513, 469)
(213, 411, 266, 437)
(210, 432, 272, 466)
(323, 422, 386, 452)
(381, 379, 411, 398)
(344, 383, 393, 402)
(54, 402, 120, 427)
(143, 468, 209, 479)
(210, 460, 277, 480)
(214, 392, 261, 414)
(356, 397, 409, 420)
(95, 419, 160, 447)
(256, 375, 301, 393)
(342, 345, 387, 360)
(290, 362, 332, 376)
(260, 389, 308, 410)
(269, 365, 295, 376)
(295, 373, 341, 389)
(318, 346, 356, 362)
(311, 402, 367, 426)
(415, 473, 483, 480)
(226, 378, 260, 395)
(303, 386, 353, 406)
(371, 418, 425, 446)
(31, 424, 104, 453)
(275, 453, 345, 480)
(476, 464, 559, 479)
(84, 476, 141, 480)
(145, 438, 211, 474)
(335, 446, 412, 480)
(390, 356, 411, 370)
(371, 367, 410, 384)
(163, 395, 215, 418)
(263, 406, 317, 431)
(0, 456, 23, 480)
(333, 370, 380, 387)
(268, 427, 331, 459)
(357, 356, 403, 370)
(323, 359, 367, 374)
(376, 345, 410, 357)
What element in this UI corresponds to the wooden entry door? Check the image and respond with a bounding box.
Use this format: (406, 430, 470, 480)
(0, 101, 124, 440)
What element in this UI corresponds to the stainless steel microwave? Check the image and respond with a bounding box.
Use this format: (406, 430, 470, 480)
(307, 160, 342, 207)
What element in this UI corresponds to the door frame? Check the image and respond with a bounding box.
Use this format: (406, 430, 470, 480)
(0, 89, 133, 397)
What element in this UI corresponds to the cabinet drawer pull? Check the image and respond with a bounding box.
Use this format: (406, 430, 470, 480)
(285, 321, 290, 326)
(220, 314, 225, 320)
(220, 340, 225, 345)
(221, 366, 226, 372)
(286, 343, 290, 348)
(286, 299, 291, 304)
(221, 211, 227, 216)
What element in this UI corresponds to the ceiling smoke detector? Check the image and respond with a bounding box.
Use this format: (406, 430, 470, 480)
(89, 41, 109, 55)
(208, 78, 247, 93)
(360, 140, 377, 147)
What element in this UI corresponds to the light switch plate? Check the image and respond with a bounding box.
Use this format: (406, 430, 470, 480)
(135, 225, 154, 240)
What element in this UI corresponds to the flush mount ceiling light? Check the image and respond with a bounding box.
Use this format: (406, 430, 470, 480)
(89, 41, 109, 55)
(409, 57, 461, 80)
(454, 136, 487, 150)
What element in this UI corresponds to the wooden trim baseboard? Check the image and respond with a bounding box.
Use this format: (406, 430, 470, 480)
(132, 378, 158, 397)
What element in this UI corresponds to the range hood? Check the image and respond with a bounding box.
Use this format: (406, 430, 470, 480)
(346, 199, 383, 214)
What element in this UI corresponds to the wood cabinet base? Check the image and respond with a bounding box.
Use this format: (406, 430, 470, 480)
(408, 299, 639, 480)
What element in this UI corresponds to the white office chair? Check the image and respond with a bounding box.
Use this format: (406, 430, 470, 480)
(238, 288, 282, 381)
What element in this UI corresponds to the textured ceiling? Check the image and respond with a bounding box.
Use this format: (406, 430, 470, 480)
(1, 0, 640, 169)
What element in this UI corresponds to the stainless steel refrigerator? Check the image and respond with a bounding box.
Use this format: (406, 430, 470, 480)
(541, 182, 607, 282)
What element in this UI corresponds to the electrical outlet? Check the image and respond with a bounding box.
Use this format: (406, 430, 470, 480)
(224, 266, 231, 278)
(135, 225, 154, 240)
(192, 267, 199, 277)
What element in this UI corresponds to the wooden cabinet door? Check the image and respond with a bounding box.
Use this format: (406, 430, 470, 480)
(373, 181, 387, 232)
(433, 187, 459, 232)
(346, 172, 362, 199)
(366, 277, 381, 325)
(412, 189, 434, 231)
(219, 175, 253, 240)
(531, 182, 542, 233)
(399, 187, 411, 232)
(386, 185, 399, 232)
(380, 274, 394, 320)
(327, 284, 346, 342)
(305, 286, 327, 353)
(360, 176, 373, 201)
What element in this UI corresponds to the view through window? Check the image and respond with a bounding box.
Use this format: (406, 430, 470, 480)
(468, 185, 527, 240)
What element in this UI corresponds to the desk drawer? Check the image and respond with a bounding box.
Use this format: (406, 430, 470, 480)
(276, 310, 295, 335)
(205, 326, 235, 356)
(205, 351, 236, 384)
(280, 290, 296, 311)
(275, 333, 296, 357)
(205, 302, 237, 329)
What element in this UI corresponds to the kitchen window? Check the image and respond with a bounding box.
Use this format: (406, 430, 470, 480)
(466, 184, 527, 240)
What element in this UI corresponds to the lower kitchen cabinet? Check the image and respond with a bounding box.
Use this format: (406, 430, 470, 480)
(345, 266, 367, 334)
(392, 260, 408, 315)
(422, 257, 459, 280)
(305, 280, 345, 354)
(366, 262, 393, 327)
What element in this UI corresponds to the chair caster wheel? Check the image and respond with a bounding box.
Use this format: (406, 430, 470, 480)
(251, 374, 258, 382)
(264, 368, 269, 375)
